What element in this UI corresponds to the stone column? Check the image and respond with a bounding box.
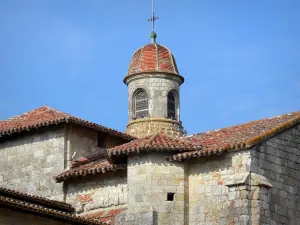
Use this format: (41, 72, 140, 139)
(225, 172, 273, 225)
(116, 153, 187, 225)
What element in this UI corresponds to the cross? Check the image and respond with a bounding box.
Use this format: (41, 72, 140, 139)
(148, 0, 159, 32)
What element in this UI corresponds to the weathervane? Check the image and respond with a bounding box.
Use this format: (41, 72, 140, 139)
(148, 0, 159, 43)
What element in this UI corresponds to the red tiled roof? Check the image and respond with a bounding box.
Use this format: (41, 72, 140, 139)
(0, 187, 102, 225)
(0, 187, 74, 212)
(108, 133, 202, 158)
(169, 111, 300, 161)
(125, 43, 183, 82)
(85, 207, 126, 224)
(0, 106, 134, 141)
(54, 153, 126, 183)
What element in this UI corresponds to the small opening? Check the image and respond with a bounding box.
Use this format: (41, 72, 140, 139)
(167, 193, 175, 201)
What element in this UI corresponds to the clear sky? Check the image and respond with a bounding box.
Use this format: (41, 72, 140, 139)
(0, 0, 299, 135)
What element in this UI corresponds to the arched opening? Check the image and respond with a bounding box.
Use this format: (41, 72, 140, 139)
(133, 89, 149, 119)
(167, 91, 177, 120)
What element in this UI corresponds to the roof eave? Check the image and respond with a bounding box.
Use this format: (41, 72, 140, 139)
(123, 71, 184, 85)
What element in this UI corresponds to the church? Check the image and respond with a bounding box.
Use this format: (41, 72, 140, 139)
(0, 9, 300, 225)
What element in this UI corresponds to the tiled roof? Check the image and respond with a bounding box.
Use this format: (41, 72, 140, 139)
(55, 153, 126, 183)
(0, 187, 75, 212)
(0, 106, 134, 141)
(85, 207, 126, 224)
(169, 111, 300, 161)
(108, 133, 202, 158)
(125, 43, 183, 82)
(0, 187, 102, 225)
(0, 187, 74, 212)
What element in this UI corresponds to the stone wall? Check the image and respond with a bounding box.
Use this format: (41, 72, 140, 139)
(251, 124, 300, 225)
(65, 171, 127, 214)
(126, 118, 185, 138)
(0, 208, 69, 225)
(189, 150, 251, 225)
(126, 153, 187, 225)
(0, 127, 65, 200)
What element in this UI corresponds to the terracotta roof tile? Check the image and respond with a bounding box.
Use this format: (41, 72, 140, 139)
(54, 153, 126, 183)
(125, 43, 183, 82)
(0, 187, 102, 225)
(0, 106, 134, 141)
(85, 207, 126, 224)
(108, 133, 202, 158)
(0, 187, 74, 212)
(169, 111, 300, 161)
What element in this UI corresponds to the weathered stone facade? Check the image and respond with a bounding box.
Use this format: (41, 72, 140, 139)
(65, 171, 127, 214)
(123, 153, 187, 225)
(188, 150, 251, 224)
(1, 118, 300, 224)
(126, 118, 185, 138)
(0, 124, 125, 201)
(251, 124, 300, 225)
(0, 127, 65, 201)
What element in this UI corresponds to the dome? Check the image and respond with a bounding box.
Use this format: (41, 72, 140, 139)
(125, 43, 183, 82)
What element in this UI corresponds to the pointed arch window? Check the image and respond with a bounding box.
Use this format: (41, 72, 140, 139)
(167, 91, 176, 120)
(133, 89, 149, 119)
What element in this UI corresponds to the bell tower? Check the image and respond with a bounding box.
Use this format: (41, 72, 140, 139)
(124, 30, 185, 138)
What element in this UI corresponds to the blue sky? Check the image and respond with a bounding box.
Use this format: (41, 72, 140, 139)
(0, 0, 299, 135)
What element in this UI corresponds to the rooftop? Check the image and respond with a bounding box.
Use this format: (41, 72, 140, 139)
(0, 187, 102, 225)
(55, 153, 126, 183)
(108, 133, 202, 159)
(125, 43, 183, 82)
(0, 106, 134, 141)
(169, 111, 300, 161)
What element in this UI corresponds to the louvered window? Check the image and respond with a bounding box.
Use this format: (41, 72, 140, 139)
(134, 90, 149, 119)
(167, 91, 176, 120)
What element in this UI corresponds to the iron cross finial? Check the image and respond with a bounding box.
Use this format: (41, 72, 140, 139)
(148, 0, 159, 43)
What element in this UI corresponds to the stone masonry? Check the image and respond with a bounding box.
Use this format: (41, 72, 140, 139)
(125, 74, 185, 138)
(124, 153, 188, 225)
(189, 150, 252, 225)
(0, 127, 65, 201)
(126, 118, 185, 138)
(126, 74, 182, 121)
(65, 171, 127, 214)
(251, 124, 300, 225)
(0, 123, 119, 201)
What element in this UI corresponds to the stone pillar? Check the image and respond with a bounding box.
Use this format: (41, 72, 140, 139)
(116, 153, 187, 225)
(225, 172, 273, 225)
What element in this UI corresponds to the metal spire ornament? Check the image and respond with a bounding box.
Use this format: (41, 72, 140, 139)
(148, 0, 159, 43)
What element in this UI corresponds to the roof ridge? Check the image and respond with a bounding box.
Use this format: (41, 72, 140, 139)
(193, 111, 300, 136)
(0, 106, 135, 141)
(0, 186, 73, 211)
(107, 133, 202, 161)
(1, 106, 53, 121)
(246, 114, 300, 148)
(169, 110, 300, 162)
(0, 194, 101, 224)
